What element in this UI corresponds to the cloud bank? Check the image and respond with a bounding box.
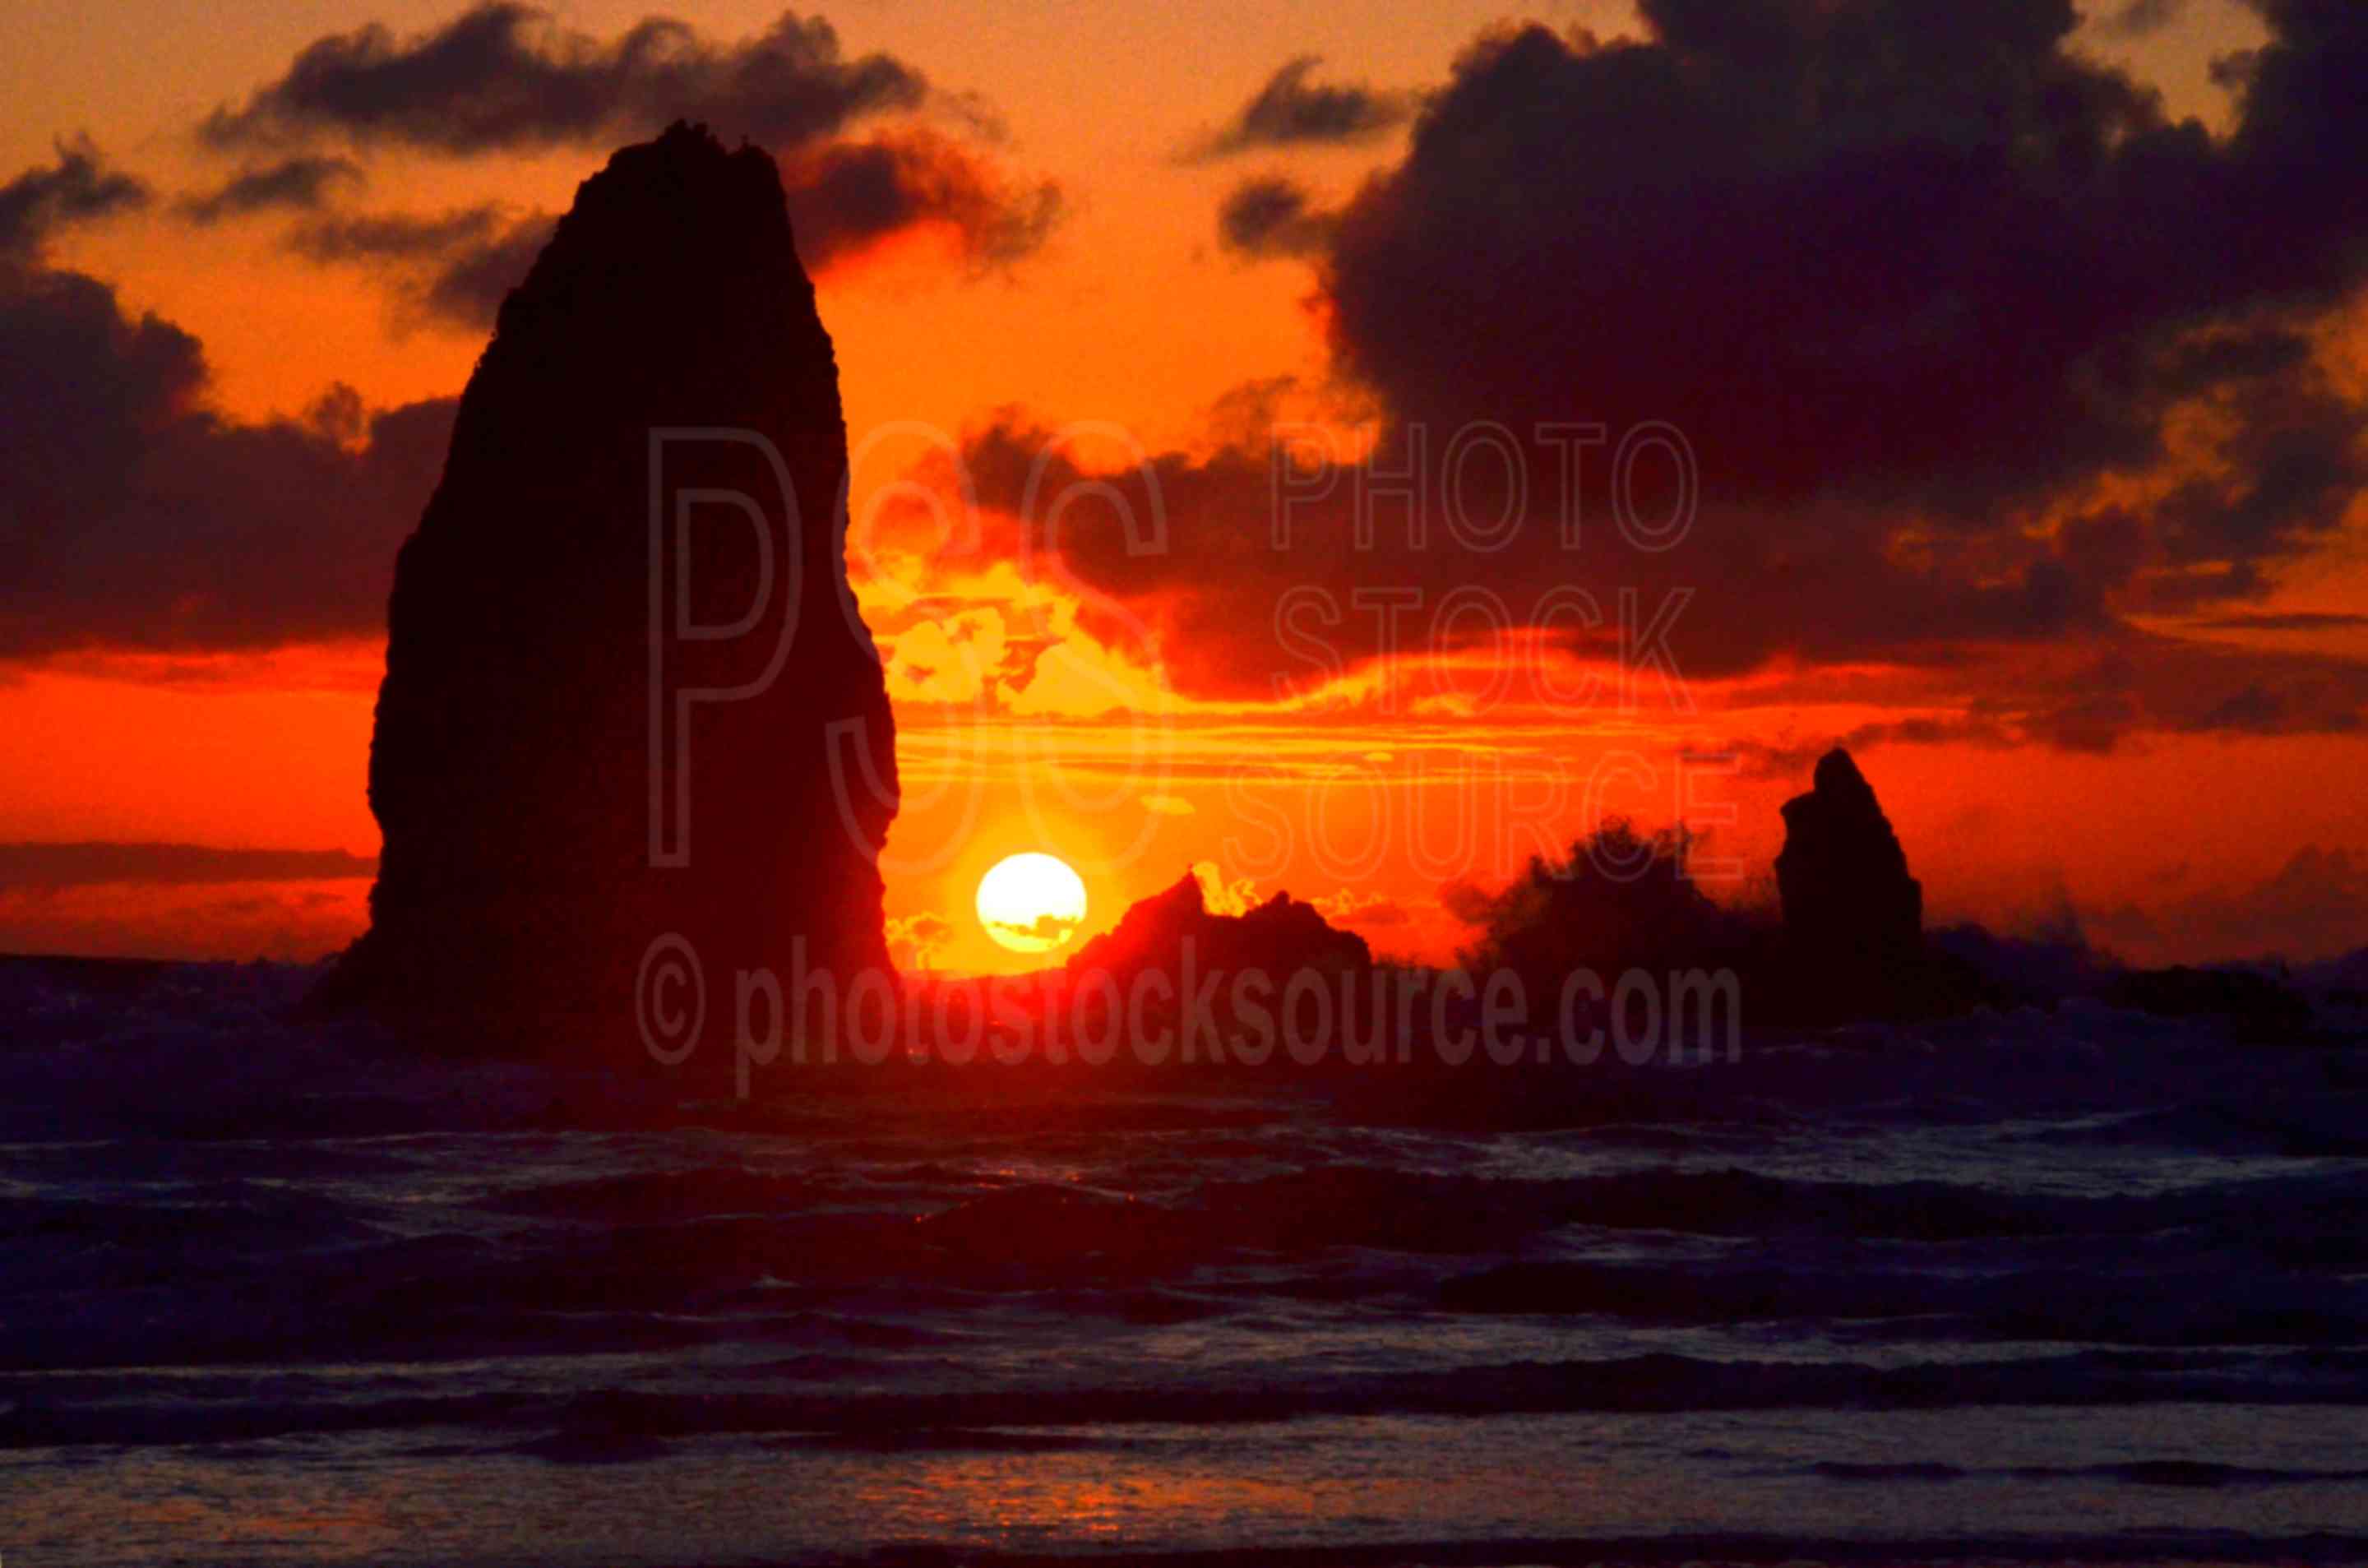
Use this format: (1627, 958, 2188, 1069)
(201, 4, 925, 154)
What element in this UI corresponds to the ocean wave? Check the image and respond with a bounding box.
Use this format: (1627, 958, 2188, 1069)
(10, 1347, 2368, 1450)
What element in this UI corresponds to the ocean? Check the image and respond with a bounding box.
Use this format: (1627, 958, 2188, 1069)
(5, 956, 2367, 1566)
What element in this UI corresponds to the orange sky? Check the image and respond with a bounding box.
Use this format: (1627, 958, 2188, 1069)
(5, 0, 2366, 972)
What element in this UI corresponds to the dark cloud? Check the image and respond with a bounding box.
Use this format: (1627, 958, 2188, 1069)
(1714, 631, 2368, 769)
(2135, 366, 2368, 601)
(1988, 636, 2368, 749)
(1215, 176, 1334, 259)
(289, 205, 506, 263)
(1186, 56, 1413, 160)
(944, 398, 2368, 752)
(201, 4, 926, 155)
(943, 0, 2368, 735)
(2171, 678, 2365, 736)
(283, 133, 1061, 331)
(1320, 4, 2368, 515)
(0, 842, 375, 890)
(288, 202, 554, 330)
(1714, 717, 2020, 782)
(203, 11, 1057, 304)
(987, 910, 1080, 946)
(953, 410, 2129, 700)
(777, 132, 1063, 271)
(0, 138, 149, 260)
(0, 259, 452, 658)
(177, 155, 363, 223)
(2195, 611, 2368, 631)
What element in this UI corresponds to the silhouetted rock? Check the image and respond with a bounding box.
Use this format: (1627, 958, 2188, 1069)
(316, 123, 898, 1048)
(1071, 874, 1371, 983)
(1776, 748, 1921, 971)
(1759, 748, 1995, 1023)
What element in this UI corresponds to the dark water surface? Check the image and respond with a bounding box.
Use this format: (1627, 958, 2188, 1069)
(5, 960, 2367, 1565)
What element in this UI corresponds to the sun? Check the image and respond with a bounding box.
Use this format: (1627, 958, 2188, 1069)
(976, 852, 1089, 955)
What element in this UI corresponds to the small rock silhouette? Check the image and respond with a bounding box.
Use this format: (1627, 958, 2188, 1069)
(1071, 874, 1371, 983)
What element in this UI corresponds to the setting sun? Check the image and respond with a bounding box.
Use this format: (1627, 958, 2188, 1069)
(975, 851, 1089, 955)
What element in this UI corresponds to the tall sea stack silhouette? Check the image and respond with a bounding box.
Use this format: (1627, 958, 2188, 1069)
(318, 123, 899, 1049)
(1774, 747, 1922, 1006)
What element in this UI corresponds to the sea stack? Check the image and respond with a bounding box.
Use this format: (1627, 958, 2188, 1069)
(318, 123, 898, 1048)
(1774, 748, 1922, 992)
